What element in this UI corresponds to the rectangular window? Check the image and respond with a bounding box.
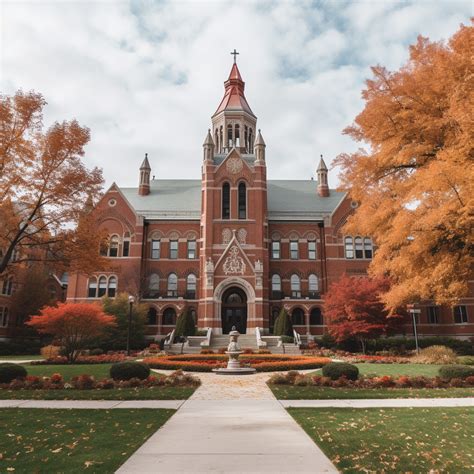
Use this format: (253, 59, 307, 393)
(454, 305, 468, 324)
(187, 240, 196, 259)
(0, 307, 8, 327)
(169, 240, 178, 259)
(308, 241, 316, 260)
(271, 241, 280, 259)
(122, 241, 130, 257)
(344, 237, 354, 259)
(151, 240, 160, 259)
(290, 241, 299, 260)
(428, 306, 439, 324)
(355, 237, 363, 259)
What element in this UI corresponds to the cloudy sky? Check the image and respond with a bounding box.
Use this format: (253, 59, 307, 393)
(1, 0, 470, 189)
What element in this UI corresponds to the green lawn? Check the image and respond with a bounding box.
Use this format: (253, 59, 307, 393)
(270, 384, 474, 399)
(23, 363, 113, 380)
(0, 408, 173, 472)
(355, 363, 444, 377)
(289, 407, 474, 473)
(0, 355, 44, 360)
(0, 386, 196, 400)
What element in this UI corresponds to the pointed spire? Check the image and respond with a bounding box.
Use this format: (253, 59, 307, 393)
(84, 193, 94, 213)
(228, 62, 243, 81)
(254, 129, 266, 146)
(317, 154, 327, 171)
(203, 129, 215, 146)
(140, 153, 151, 170)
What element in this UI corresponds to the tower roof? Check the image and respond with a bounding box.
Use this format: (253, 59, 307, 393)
(317, 155, 328, 172)
(213, 62, 255, 118)
(254, 129, 266, 146)
(203, 129, 215, 146)
(140, 153, 151, 170)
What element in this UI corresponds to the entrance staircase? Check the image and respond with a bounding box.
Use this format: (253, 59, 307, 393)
(166, 330, 302, 355)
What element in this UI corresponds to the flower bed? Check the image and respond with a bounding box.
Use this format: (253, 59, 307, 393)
(268, 371, 474, 389)
(0, 370, 200, 391)
(31, 354, 129, 365)
(144, 354, 330, 372)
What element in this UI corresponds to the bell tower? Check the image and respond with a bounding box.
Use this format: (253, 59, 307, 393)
(211, 50, 257, 154)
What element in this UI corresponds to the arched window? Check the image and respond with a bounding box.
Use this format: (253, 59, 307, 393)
(98, 276, 107, 297)
(355, 237, 363, 259)
(1, 277, 13, 296)
(308, 274, 319, 295)
(344, 236, 354, 259)
(219, 126, 223, 153)
(227, 124, 233, 148)
(222, 183, 230, 219)
(271, 274, 281, 292)
(163, 307, 177, 325)
(292, 308, 305, 325)
(107, 276, 117, 297)
(291, 274, 301, 298)
(310, 307, 323, 325)
(364, 237, 373, 259)
(147, 307, 157, 325)
(215, 129, 219, 153)
(244, 125, 248, 152)
(186, 273, 197, 299)
(248, 128, 253, 153)
(87, 277, 97, 298)
(122, 232, 130, 257)
(108, 235, 119, 257)
(167, 273, 178, 297)
(235, 124, 240, 147)
(238, 182, 246, 219)
(148, 273, 160, 298)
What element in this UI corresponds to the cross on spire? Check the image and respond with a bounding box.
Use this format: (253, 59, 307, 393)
(230, 49, 239, 64)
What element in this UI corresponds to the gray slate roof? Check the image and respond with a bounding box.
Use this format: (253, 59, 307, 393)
(120, 179, 345, 221)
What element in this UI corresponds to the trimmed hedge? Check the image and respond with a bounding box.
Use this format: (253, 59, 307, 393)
(322, 362, 359, 381)
(0, 363, 27, 383)
(0, 339, 42, 356)
(110, 362, 150, 381)
(438, 365, 474, 379)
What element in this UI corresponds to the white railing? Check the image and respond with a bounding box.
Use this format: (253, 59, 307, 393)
(163, 329, 175, 349)
(293, 329, 302, 346)
(200, 327, 212, 348)
(256, 327, 267, 349)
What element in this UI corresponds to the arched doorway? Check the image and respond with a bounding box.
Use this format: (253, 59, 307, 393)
(221, 287, 247, 334)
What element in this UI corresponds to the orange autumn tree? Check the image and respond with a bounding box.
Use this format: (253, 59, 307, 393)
(324, 274, 404, 353)
(27, 302, 116, 363)
(335, 23, 473, 310)
(0, 90, 108, 276)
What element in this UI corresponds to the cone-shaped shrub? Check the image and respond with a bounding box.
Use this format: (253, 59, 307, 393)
(273, 308, 293, 336)
(175, 309, 196, 338)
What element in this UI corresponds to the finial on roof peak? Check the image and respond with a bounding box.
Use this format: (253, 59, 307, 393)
(317, 154, 328, 171)
(230, 49, 239, 64)
(140, 153, 151, 170)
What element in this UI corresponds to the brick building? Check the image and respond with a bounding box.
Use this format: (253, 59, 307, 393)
(66, 61, 473, 340)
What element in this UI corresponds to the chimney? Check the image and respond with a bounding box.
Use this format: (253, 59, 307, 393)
(139, 153, 151, 196)
(317, 155, 329, 197)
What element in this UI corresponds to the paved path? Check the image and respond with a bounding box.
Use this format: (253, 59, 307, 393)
(117, 373, 338, 473)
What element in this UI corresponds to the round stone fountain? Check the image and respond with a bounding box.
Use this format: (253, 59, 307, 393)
(213, 326, 257, 375)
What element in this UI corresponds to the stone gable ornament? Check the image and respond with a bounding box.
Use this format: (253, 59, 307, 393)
(205, 258, 214, 273)
(237, 228, 247, 244)
(222, 228, 232, 244)
(223, 245, 246, 275)
(226, 157, 243, 174)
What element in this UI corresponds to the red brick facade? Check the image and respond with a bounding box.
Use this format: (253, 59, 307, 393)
(65, 62, 473, 340)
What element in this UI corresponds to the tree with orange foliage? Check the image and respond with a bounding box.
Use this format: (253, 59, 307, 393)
(324, 274, 404, 353)
(27, 302, 116, 363)
(335, 23, 473, 310)
(0, 90, 108, 276)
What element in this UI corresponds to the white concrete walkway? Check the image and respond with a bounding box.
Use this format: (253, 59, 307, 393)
(117, 372, 338, 473)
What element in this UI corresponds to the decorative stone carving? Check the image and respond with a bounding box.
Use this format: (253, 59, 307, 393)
(289, 232, 300, 240)
(187, 231, 197, 240)
(271, 231, 281, 241)
(226, 157, 243, 174)
(223, 246, 246, 275)
(254, 259, 263, 272)
(306, 232, 316, 241)
(168, 231, 180, 240)
(237, 228, 247, 244)
(205, 258, 214, 273)
(222, 228, 232, 244)
(205, 258, 214, 288)
(254, 259, 263, 289)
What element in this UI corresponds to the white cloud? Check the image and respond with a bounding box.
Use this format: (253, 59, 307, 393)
(0, 0, 470, 189)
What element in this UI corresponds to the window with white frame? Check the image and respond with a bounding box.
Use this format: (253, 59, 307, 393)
(108, 235, 119, 257)
(148, 273, 160, 298)
(187, 240, 197, 259)
(88, 278, 98, 298)
(271, 241, 280, 259)
(345, 236, 373, 259)
(88, 276, 117, 298)
(98, 276, 107, 297)
(122, 232, 131, 257)
(291, 274, 301, 298)
(1, 277, 13, 296)
(0, 307, 8, 327)
(271, 274, 281, 298)
(354, 237, 363, 259)
(344, 236, 354, 259)
(308, 241, 316, 260)
(169, 240, 178, 259)
(454, 305, 468, 324)
(308, 274, 319, 295)
(107, 276, 117, 297)
(186, 274, 197, 299)
(364, 237, 373, 259)
(167, 273, 178, 297)
(290, 241, 299, 260)
(151, 239, 160, 259)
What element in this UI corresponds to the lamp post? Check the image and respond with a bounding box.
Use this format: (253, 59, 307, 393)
(127, 295, 135, 356)
(407, 304, 421, 354)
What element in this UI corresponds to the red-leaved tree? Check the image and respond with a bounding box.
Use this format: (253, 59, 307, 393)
(27, 302, 116, 363)
(324, 274, 405, 353)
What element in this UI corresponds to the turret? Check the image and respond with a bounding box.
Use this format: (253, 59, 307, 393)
(203, 129, 215, 162)
(254, 129, 266, 163)
(138, 153, 151, 196)
(317, 155, 329, 197)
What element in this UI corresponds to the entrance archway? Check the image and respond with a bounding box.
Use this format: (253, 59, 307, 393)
(221, 287, 247, 334)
